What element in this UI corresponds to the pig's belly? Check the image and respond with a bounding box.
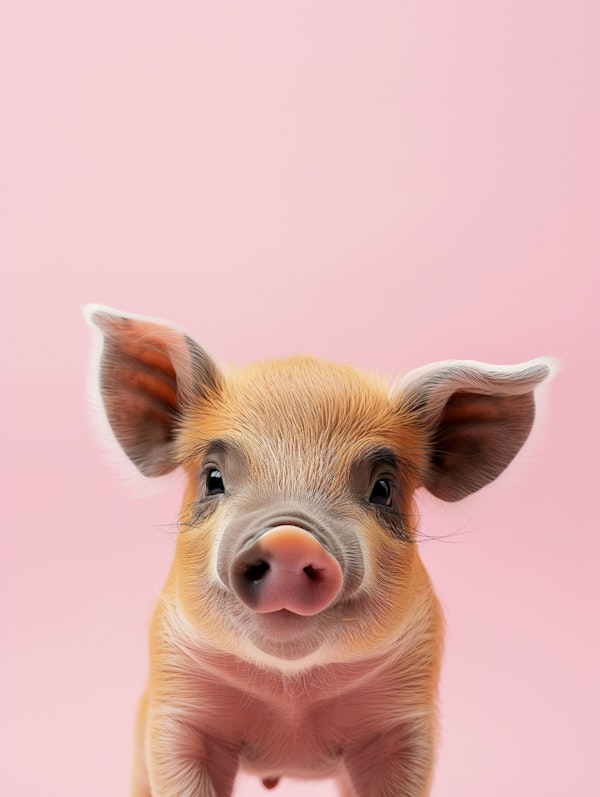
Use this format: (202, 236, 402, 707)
(238, 732, 345, 780)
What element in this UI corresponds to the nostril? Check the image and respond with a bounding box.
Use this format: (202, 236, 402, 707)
(245, 560, 270, 582)
(303, 565, 318, 581)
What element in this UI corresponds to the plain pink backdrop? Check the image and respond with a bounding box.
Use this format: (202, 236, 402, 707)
(1, 2, 598, 795)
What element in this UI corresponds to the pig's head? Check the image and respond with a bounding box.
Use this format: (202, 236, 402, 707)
(86, 305, 553, 671)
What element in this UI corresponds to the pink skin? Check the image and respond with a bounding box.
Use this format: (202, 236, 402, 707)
(231, 525, 344, 616)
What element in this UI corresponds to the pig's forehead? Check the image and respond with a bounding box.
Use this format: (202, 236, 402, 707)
(221, 357, 393, 430)
(181, 356, 416, 458)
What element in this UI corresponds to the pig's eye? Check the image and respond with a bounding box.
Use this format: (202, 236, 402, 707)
(369, 478, 393, 507)
(206, 469, 225, 496)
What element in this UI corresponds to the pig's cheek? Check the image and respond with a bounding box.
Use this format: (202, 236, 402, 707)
(173, 515, 229, 613)
(178, 497, 234, 576)
(359, 534, 418, 616)
(203, 510, 232, 586)
(347, 516, 396, 598)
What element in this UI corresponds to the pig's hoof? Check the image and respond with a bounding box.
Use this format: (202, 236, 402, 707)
(262, 776, 280, 789)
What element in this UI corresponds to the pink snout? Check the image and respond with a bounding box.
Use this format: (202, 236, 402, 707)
(230, 525, 343, 616)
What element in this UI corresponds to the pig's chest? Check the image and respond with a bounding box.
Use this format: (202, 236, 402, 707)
(171, 650, 411, 778)
(234, 699, 348, 778)
(200, 677, 390, 780)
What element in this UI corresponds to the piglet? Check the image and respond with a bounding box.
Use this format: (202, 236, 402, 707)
(85, 305, 553, 797)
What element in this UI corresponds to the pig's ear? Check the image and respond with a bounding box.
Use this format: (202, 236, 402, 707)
(84, 305, 221, 477)
(392, 358, 556, 501)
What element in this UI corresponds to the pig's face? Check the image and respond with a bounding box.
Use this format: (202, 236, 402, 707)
(85, 305, 553, 672)
(173, 358, 427, 668)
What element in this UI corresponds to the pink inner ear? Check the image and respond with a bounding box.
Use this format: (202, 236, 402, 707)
(89, 309, 222, 478)
(99, 329, 183, 477)
(425, 390, 536, 501)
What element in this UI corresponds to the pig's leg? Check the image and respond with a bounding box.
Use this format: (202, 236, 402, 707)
(336, 766, 358, 797)
(130, 690, 151, 797)
(146, 712, 239, 797)
(343, 721, 435, 797)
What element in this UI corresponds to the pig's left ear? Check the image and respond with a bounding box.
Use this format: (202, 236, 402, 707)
(392, 358, 556, 501)
(84, 305, 222, 477)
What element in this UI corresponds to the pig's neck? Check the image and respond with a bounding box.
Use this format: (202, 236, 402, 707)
(153, 594, 427, 707)
(200, 645, 398, 703)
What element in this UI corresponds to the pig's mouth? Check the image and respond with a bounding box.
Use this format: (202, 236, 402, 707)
(246, 609, 327, 660)
(255, 609, 312, 638)
(217, 519, 359, 662)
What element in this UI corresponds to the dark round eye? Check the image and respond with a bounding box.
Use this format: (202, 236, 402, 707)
(206, 469, 225, 496)
(369, 478, 393, 507)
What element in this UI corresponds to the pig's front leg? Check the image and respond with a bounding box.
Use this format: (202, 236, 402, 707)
(145, 711, 239, 797)
(342, 721, 435, 797)
(131, 690, 151, 797)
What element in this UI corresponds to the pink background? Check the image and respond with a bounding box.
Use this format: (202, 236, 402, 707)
(1, 2, 598, 795)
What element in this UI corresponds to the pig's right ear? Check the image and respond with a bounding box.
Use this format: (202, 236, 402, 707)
(84, 305, 222, 477)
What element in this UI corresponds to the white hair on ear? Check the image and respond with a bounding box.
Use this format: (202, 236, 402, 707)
(82, 303, 189, 496)
(389, 357, 559, 405)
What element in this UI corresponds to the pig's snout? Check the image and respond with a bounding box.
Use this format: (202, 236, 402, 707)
(230, 526, 343, 616)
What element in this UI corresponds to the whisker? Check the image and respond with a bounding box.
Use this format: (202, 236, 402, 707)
(415, 520, 475, 545)
(154, 519, 189, 536)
